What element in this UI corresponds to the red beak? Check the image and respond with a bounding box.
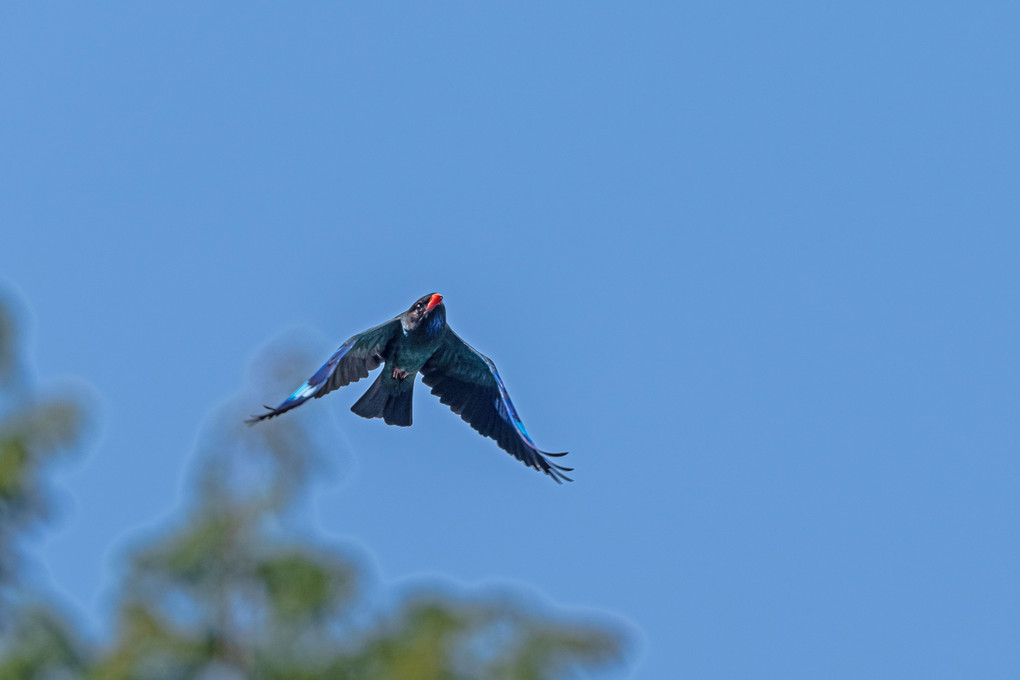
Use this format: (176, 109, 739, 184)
(425, 293, 443, 311)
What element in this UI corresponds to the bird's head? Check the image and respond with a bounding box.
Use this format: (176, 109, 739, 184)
(402, 293, 445, 332)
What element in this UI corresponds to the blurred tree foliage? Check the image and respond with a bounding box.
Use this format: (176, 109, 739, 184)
(0, 297, 92, 678)
(0, 296, 628, 679)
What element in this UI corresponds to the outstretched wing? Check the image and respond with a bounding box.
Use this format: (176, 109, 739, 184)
(246, 319, 400, 424)
(420, 330, 572, 483)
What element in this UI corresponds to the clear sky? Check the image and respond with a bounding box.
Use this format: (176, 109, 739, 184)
(3, 2, 1019, 677)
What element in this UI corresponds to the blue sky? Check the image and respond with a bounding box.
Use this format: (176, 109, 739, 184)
(3, 2, 1019, 677)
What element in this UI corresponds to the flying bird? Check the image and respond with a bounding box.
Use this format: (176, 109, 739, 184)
(247, 293, 572, 483)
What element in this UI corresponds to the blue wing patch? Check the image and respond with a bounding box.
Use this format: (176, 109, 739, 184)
(246, 339, 356, 423)
(485, 362, 539, 448)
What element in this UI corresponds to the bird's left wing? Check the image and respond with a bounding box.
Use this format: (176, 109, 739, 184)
(420, 331, 572, 483)
(247, 318, 400, 424)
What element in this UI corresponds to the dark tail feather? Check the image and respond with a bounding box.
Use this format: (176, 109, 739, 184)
(351, 374, 414, 427)
(383, 387, 413, 426)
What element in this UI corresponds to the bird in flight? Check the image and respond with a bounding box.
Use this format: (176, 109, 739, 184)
(247, 293, 572, 483)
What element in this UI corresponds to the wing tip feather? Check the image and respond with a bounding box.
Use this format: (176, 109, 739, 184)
(244, 405, 279, 425)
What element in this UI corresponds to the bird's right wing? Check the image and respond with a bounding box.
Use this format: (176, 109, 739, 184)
(420, 330, 572, 483)
(246, 318, 400, 423)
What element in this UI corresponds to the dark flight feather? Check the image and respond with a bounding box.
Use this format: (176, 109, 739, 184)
(245, 319, 399, 424)
(421, 331, 572, 483)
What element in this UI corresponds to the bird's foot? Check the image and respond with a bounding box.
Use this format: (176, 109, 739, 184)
(392, 368, 409, 380)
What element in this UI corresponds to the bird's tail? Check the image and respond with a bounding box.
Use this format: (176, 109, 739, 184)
(351, 374, 413, 426)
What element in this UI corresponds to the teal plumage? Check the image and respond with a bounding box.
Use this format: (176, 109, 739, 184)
(247, 293, 571, 482)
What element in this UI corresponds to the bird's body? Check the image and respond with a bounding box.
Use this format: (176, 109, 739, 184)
(247, 293, 571, 482)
